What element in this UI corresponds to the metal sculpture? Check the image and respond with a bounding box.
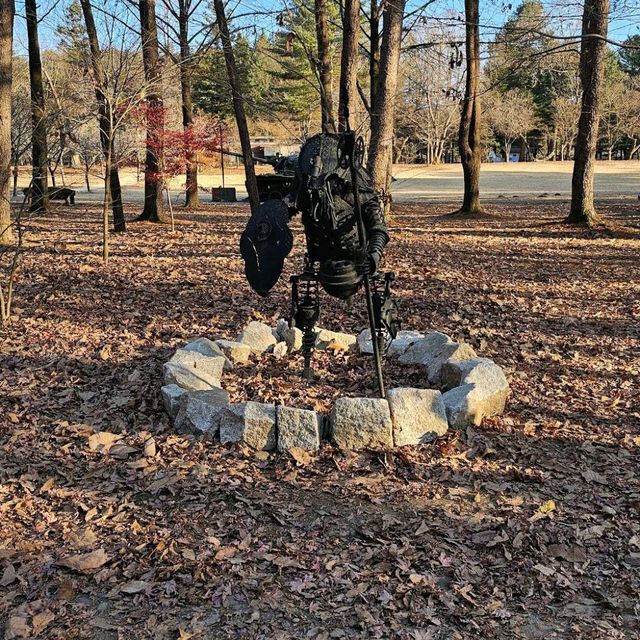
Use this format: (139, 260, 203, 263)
(240, 130, 399, 398)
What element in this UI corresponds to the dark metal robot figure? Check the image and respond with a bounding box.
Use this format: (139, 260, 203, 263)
(240, 131, 399, 396)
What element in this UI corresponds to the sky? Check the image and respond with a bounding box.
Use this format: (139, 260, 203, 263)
(12, 0, 640, 57)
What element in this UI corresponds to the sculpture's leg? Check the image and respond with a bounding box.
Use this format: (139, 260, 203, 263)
(290, 260, 320, 381)
(371, 272, 400, 355)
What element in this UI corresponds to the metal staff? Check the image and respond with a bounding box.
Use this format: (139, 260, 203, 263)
(338, 130, 386, 399)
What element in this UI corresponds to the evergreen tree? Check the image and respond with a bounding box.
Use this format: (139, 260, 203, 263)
(487, 1, 577, 123)
(619, 35, 640, 76)
(55, 0, 89, 67)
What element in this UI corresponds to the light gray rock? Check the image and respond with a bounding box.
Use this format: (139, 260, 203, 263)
(174, 388, 230, 434)
(237, 321, 278, 354)
(215, 339, 252, 365)
(441, 358, 509, 428)
(398, 331, 452, 365)
(161, 384, 187, 418)
(273, 342, 288, 359)
(276, 406, 321, 452)
(330, 397, 393, 450)
(219, 401, 277, 450)
(183, 337, 232, 370)
(441, 357, 495, 390)
(425, 342, 477, 386)
(387, 331, 425, 358)
(387, 387, 448, 446)
(274, 318, 289, 342)
(163, 349, 225, 391)
(183, 337, 223, 358)
(315, 328, 357, 351)
(284, 327, 303, 352)
(357, 329, 374, 355)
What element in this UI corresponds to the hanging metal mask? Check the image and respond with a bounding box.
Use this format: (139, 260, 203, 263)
(240, 199, 293, 296)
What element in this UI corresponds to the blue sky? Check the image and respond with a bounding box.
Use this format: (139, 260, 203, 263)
(13, 0, 639, 56)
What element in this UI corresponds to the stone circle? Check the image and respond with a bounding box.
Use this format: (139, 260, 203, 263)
(160, 323, 510, 452)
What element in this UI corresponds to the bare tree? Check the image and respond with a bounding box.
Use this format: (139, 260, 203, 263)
(0, 0, 13, 244)
(369, 0, 381, 114)
(487, 89, 537, 161)
(397, 40, 462, 164)
(314, 0, 336, 133)
(551, 96, 580, 160)
(79, 0, 126, 231)
(456, 0, 483, 215)
(158, 0, 213, 208)
(25, 0, 49, 213)
(368, 0, 406, 207)
(213, 0, 259, 213)
(568, 0, 610, 225)
(338, 0, 360, 131)
(138, 0, 165, 222)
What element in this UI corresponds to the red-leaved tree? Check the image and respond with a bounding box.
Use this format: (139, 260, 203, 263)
(132, 104, 227, 230)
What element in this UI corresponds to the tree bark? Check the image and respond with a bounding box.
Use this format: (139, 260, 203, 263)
(0, 0, 14, 245)
(12, 157, 18, 197)
(25, 0, 49, 213)
(213, 0, 259, 214)
(138, 0, 165, 222)
(369, 0, 380, 115)
(314, 0, 336, 133)
(178, 0, 198, 207)
(338, 0, 360, 131)
(456, 0, 483, 215)
(79, 0, 125, 231)
(367, 0, 405, 208)
(568, 0, 609, 225)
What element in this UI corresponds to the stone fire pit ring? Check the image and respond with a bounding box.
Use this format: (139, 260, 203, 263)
(161, 320, 509, 452)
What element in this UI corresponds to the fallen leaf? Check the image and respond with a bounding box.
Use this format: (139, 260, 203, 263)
(534, 564, 555, 576)
(108, 443, 139, 459)
(214, 546, 236, 561)
(289, 448, 312, 465)
(0, 563, 16, 586)
(182, 548, 196, 561)
(5, 616, 30, 639)
(88, 432, 121, 452)
(529, 499, 556, 522)
(121, 580, 148, 594)
(547, 544, 587, 563)
(57, 549, 110, 573)
(32, 609, 55, 634)
(581, 469, 607, 484)
(143, 438, 156, 457)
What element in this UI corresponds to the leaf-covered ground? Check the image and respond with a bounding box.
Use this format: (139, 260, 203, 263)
(1, 199, 639, 639)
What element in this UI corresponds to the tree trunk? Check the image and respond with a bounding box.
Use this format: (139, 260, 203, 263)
(0, 0, 14, 245)
(138, 0, 165, 222)
(504, 139, 511, 162)
(213, 0, 259, 214)
(369, 0, 380, 115)
(338, 0, 360, 131)
(178, 0, 198, 208)
(79, 0, 125, 231)
(568, 0, 609, 226)
(367, 0, 405, 208)
(456, 0, 483, 215)
(25, 0, 49, 213)
(12, 157, 18, 197)
(314, 0, 336, 133)
(102, 140, 112, 262)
